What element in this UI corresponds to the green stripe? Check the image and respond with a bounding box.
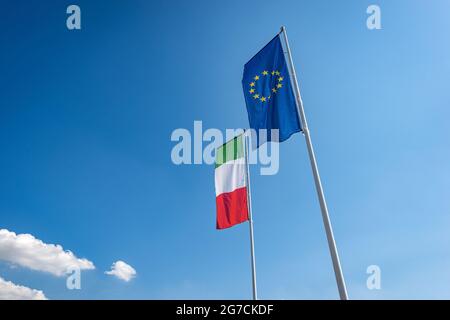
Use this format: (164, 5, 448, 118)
(215, 134, 244, 168)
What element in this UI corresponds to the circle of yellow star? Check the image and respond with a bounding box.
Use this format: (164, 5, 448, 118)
(248, 70, 285, 104)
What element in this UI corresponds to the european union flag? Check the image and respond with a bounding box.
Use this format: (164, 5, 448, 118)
(242, 35, 301, 147)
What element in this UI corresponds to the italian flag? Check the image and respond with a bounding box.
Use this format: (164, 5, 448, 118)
(215, 134, 249, 229)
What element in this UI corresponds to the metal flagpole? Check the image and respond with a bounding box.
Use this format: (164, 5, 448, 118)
(243, 131, 258, 300)
(280, 26, 349, 300)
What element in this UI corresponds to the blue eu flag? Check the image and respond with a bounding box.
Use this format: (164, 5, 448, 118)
(242, 35, 301, 146)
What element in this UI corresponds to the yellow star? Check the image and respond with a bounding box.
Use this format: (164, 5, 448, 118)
(260, 97, 266, 102)
(271, 71, 275, 76)
(250, 82, 255, 87)
(249, 88, 255, 94)
(275, 71, 280, 76)
(254, 75, 260, 81)
(278, 77, 283, 82)
(262, 70, 269, 76)
(268, 95, 271, 100)
(272, 88, 277, 93)
(277, 83, 283, 89)
(253, 94, 260, 99)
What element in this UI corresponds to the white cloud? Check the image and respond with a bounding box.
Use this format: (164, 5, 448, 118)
(0, 229, 95, 276)
(105, 260, 136, 282)
(0, 276, 47, 300)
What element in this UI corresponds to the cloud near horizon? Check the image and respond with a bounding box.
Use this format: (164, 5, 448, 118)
(105, 260, 136, 282)
(0, 276, 47, 300)
(0, 229, 95, 276)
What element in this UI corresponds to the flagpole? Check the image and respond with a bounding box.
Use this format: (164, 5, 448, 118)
(280, 26, 349, 300)
(244, 131, 258, 300)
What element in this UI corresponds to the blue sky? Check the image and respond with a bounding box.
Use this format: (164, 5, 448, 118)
(1, 0, 450, 299)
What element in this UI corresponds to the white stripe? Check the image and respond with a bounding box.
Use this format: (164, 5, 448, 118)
(215, 158, 246, 196)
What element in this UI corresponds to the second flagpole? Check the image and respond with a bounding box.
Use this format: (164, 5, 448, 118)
(243, 131, 258, 300)
(280, 26, 349, 300)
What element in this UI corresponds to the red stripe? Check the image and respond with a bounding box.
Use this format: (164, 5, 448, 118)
(216, 187, 249, 230)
